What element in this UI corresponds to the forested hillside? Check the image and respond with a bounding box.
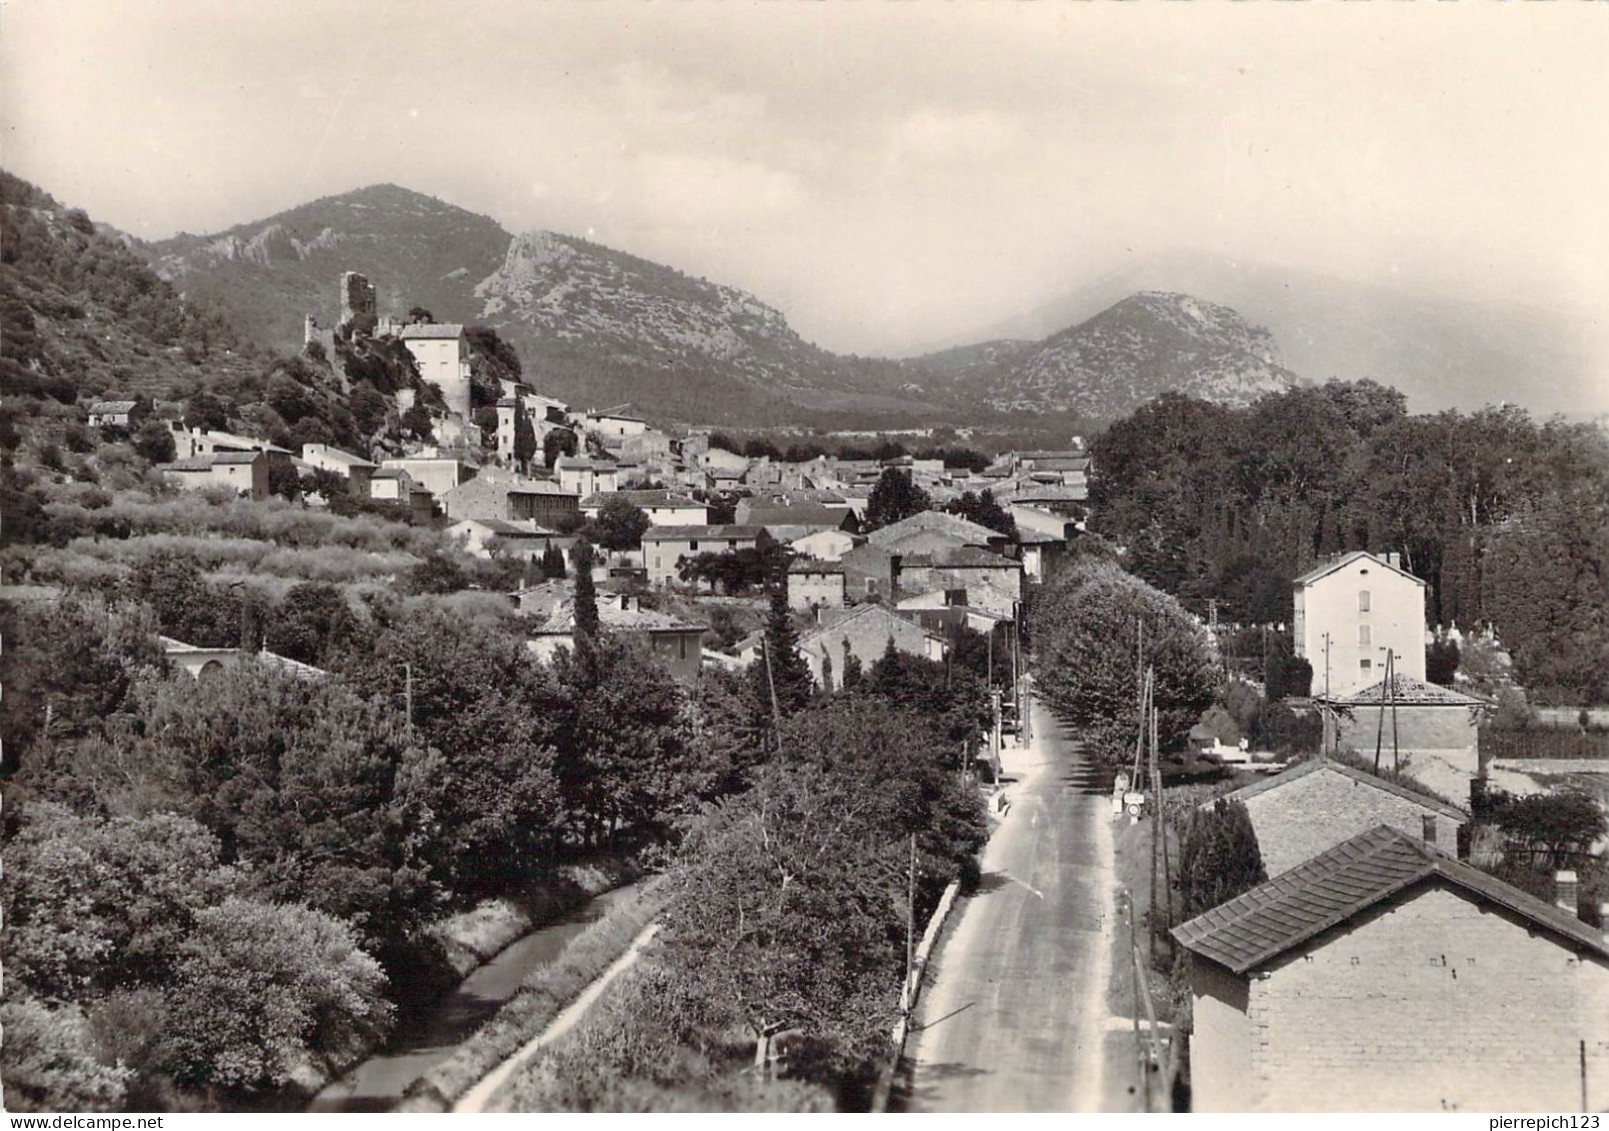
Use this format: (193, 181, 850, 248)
(1088, 380, 1609, 703)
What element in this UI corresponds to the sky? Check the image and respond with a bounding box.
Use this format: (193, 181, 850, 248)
(2, 0, 1607, 359)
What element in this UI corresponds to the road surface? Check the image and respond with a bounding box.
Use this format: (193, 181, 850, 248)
(899, 697, 1120, 1112)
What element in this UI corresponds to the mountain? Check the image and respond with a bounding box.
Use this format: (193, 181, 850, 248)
(145, 186, 941, 426)
(954, 251, 1608, 416)
(0, 170, 260, 406)
(902, 292, 1299, 416)
(146, 183, 509, 351)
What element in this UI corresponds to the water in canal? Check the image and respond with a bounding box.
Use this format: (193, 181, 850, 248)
(309, 883, 642, 1112)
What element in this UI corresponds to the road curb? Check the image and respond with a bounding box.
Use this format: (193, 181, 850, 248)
(871, 877, 962, 1112)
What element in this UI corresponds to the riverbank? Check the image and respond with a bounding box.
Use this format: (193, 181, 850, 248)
(304, 855, 643, 1111)
(398, 879, 670, 1112)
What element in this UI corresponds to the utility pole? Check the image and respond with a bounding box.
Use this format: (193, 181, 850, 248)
(761, 636, 782, 752)
(1121, 888, 1147, 1113)
(1322, 632, 1332, 698)
(904, 833, 917, 1012)
(401, 662, 414, 741)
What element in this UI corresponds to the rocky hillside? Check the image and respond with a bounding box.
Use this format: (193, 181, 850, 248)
(144, 186, 939, 426)
(921, 292, 1299, 415)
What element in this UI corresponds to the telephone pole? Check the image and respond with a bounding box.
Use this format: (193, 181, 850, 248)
(401, 662, 414, 741)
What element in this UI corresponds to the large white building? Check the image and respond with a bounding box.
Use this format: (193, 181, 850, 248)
(399, 323, 472, 419)
(1293, 551, 1427, 697)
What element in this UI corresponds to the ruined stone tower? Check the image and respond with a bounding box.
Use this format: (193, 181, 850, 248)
(338, 271, 378, 337)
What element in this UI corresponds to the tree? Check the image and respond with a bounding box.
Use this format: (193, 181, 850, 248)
(1032, 561, 1220, 762)
(751, 569, 813, 721)
(573, 542, 600, 637)
(513, 409, 537, 471)
(1177, 799, 1267, 918)
(406, 306, 436, 324)
(165, 897, 392, 1089)
(945, 490, 1017, 539)
(1487, 787, 1608, 870)
(863, 468, 931, 531)
(349, 382, 390, 438)
(406, 550, 470, 594)
(0, 997, 132, 1111)
(543, 427, 578, 468)
(131, 419, 176, 464)
(540, 544, 567, 580)
(1264, 635, 1314, 699)
(400, 402, 435, 443)
(585, 496, 651, 552)
(268, 582, 356, 666)
(1426, 637, 1461, 686)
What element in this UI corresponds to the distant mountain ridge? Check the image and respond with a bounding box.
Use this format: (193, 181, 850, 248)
(908, 292, 1298, 415)
(130, 179, 1581, 426)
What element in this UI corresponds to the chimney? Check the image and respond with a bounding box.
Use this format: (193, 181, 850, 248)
(1555, 870, 1580, 919)
(1386, 551, 1400, 568)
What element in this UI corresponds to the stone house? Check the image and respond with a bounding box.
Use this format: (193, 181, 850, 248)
(788, 559, 846, 612)
(794, 604, 947, 688)
(580, 489, 709, 527)
(641, 524, 764, 587)
(379, 455, 475, 499)
(524, 589, 705, 684)
(88, 400, 139, 428)
(1213, 757, 1467, 876)
(1174, 825, 1609, 1113)
(439, 467, 580, 528)
(447, 517, 561, 561)
(159, 452, 269, 501)
(299, 443, 376, 496)
(398, 323, 472, 419)
(554, 456, 620, 497)
(1317, 673, 1492, 802)
(789, 528, 859, 562)
(866, 510, 1009, 555)
(1294, 551, 1427, 697)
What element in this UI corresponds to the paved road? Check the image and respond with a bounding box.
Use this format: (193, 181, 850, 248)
(900, 698, 1119, 1112)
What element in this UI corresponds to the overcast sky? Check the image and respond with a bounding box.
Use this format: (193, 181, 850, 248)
(3, 0, 1607, 357)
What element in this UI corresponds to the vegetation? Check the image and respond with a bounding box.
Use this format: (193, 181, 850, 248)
(1089, 384, 1609, 703)
(1032, 560, 1220, 761)
(862, 467, 931, 531)
(1176, 799, 1267, 919)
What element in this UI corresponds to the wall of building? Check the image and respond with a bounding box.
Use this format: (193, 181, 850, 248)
(1295, 556, 1426, 697)
(1248, 885, 1609, 1112)
(1330, 704, 1481, 758)
(1189, 955, 1259, 1114)
(1239, 768, 1462, 876)
(402, 336, 471, 419)
(790, 573, 845, 611)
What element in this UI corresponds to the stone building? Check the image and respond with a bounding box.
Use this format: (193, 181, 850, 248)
(1212, 757, 1467, 876)
(1175, 826, 1609, 1113)
(1293, 551, 1427, 697)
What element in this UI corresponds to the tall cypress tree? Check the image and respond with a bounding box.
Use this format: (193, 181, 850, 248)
(573, 541, 600, 638)
(752, 568, 814, 721)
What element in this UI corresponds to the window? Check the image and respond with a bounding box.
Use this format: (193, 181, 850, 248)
(1358, 624, 1371, 646)
(1360, 658, 1373, 673)
(1422, 815, 1437, 842)
(689, 541, 699, 551)
(1358, 590, 1371, 613)
(679, 638, 687, 660)
(654, 556, 661, 569)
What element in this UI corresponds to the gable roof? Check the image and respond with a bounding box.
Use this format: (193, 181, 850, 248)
(89, 400, 138, 414)
(641, 524, 764, 542)
(398, 322, 465, 339)
(867, 510, 1005, 548)
(1171, 825, 1609, 975)
(1324, 672, 1491, 707)
(1219, 757, 1467, 820)
(1293, 550, 1426, 589)
(798, 602, 944, 650)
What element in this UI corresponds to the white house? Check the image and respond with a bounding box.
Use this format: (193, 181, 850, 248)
(555, 456, 620, 497)
(1293, 550, 1427, 697)
(789, 528, 858, 562)
(398, 323, 472, 419)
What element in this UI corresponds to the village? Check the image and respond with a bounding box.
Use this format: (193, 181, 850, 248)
(39, 270, 1609, 1115)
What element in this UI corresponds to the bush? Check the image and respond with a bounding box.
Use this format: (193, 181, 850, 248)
(1177, 799, 1266, 918)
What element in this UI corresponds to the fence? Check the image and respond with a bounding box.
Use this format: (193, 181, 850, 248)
(1478, 726, 1609, 763)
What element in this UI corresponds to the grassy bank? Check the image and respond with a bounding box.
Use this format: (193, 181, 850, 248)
(397, 879, 671, 1112)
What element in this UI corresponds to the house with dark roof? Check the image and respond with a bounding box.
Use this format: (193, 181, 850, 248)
(158, 451, 269, 500)
(440, 467, 580, 528)
(1294, 550, 1427, 696)
(1173, 825, 1609, 1112)
(88, 400, 139, 428)
(1212, 757, 1467, 875)
(524, 588, 706, 683)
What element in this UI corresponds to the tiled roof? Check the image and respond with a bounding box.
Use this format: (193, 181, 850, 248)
(162, 458, 216, 472)
(642, 524, 765, 542)
(370, 468, 407, 479)
(301, 444, 376, 469)
(89, 400, 138, 413)
(580, 490, 700, 508)
(1326, 673, 1490, 707)
(1171, 825, 1609, 974)
(798, 602, 944, 650)
(788, 559, 845, 575)
(1219, 757, 1467, 819)
(211, 451, 260, 464)
(555, 456, 618, 471)
(739, 503, 846, 528)
(1293, 550, 1425, 588)
(398, 322, 465, 339)
(867, 510, 1004, 548)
